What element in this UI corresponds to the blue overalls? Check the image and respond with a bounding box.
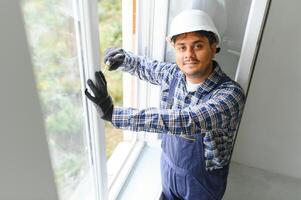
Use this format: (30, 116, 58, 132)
(160, 76, 230, 200)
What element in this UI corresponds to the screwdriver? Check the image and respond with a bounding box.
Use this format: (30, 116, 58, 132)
(102, 60, 111, 75)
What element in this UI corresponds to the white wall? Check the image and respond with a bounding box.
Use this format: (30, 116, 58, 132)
(233, 0, 301, 179)
(0, 1, 58, 199)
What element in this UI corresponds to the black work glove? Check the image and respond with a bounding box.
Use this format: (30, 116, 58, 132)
(85, 71, 113, 122)
(104, 48, 125, 71)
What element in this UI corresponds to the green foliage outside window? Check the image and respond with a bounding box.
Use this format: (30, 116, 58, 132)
(22, 0, 123, 198)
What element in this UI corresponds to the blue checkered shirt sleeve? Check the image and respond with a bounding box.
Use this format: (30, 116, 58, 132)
(119, 51, 177, 85)
(112, 86, 245, 134)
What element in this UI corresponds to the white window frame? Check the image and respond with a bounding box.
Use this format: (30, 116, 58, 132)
(235, 0, 271, 93)
(75, 0, 109, 199)
(230, 0, 271, 165)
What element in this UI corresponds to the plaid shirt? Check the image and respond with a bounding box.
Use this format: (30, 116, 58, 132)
(112, 51, 245, 170)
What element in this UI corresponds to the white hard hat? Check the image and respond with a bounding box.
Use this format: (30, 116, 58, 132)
(166, 9, 220, 45)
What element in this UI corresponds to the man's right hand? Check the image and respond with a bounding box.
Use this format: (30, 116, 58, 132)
(104, 48, 125, 71)
(85, 71, 114, 122)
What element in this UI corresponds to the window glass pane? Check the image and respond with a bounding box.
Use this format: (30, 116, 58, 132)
(21, 0, 95, 199)
(165, 0, 252, 79)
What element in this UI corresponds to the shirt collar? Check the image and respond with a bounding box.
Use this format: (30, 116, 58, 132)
(178, 60, 224, 93)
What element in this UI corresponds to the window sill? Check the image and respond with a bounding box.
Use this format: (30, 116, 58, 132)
(108, 139, 145, 200)
(115, 140, 162, 200)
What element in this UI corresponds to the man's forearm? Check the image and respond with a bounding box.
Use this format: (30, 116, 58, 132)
(120, 50, 175, 85)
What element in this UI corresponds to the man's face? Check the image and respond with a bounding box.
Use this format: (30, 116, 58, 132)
(174, 32, 217, 83)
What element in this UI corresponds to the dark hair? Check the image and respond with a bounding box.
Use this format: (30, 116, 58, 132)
(171, 30, 221, 53)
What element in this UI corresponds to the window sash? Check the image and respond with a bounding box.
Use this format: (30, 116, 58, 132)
(75, 0, 108, 199)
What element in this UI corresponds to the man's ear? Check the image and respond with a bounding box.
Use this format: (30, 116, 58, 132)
(210, 43, 217, 57)
(166, 36, 177, 48)
(172, 42, 176, 48)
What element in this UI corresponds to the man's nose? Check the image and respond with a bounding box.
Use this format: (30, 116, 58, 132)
(185, 47, 196, 59)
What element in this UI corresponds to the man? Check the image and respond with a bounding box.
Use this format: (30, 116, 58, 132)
(85, 9, 245, 200)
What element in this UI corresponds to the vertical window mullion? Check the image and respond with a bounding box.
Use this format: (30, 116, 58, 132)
(75, 0, 108, 199)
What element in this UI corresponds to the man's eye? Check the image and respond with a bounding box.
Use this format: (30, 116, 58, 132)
(194, 44, 203, 49)
(177, 46, 186, 51)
